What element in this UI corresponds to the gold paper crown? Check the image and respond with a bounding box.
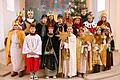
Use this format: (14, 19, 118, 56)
(16, 12, 23, 17)
(47, 11, 54, 16)
(72, 15, 81, 19)
(27, 10, 34, 15)
(64, 10, 71, 14)
(12, 20, 19, 26)
(100, 10, 107, 18)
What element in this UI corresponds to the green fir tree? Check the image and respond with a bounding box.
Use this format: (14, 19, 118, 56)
(69, 0, 86, 16)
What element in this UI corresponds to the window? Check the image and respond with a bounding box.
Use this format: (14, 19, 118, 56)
(97, 0, 105, 12)
(7, 0, 14, 11)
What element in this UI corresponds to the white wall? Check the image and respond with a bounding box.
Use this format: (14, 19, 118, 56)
(115, 0, 120, 50)
(105, 0, 116, 36)
(0, 0, 5, 50)
(88, 0, 120, 51)
(0, 0, 20, 50)
(3, 0, 20, 37)
(105, 0, 120, 50)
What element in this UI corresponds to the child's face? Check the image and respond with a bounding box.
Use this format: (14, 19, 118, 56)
(88, 17, 93, 23)
(49, 15, 54, 21)
(74, 18, 80, 24)
(30, 27, 36, 33)
(48, 28, 53, 34)
(78, 30, 84, 36)
(17, 16, 22, 22)
(81, 9, 87, 16)
(67, 27, 73, 33)
(41, 17, 47, 24)
(57, 18, 63, 24)
(65, 12, 70, 18)
(101, 16, 107, 21)
(28, 13, 33, 19)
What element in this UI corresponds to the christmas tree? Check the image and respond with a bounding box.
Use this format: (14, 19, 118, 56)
(69, 0, 86, 16)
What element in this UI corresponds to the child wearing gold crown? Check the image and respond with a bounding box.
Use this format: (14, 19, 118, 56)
(23, 10, 36, 35)
(16, 12, 24, 29)
(6, 20, 25, 77)
(83, 13, 97, 34)
(47, 11, 56, 29)
(78, 27, 94, 77)
(73, 15, 82, 36)
(58, 25, 77, 78)
(97, 11, 112, 32)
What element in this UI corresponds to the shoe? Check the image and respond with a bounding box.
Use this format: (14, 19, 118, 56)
(78, 74, 82, 77)
(30, 75, 34, 80)
(68, 76, 72, 78)
(34, 75, 39, 80)
(64, 76, 68, 79)
(82, 74, 86, 78)
(19, 70, 25, 77)
(53, 75, 56, 79)
(45, 76, 49, 79)
(11, 72, 18, 77)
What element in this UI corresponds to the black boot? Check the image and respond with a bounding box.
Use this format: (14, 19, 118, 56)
(19, 70, 25, 77)
(81, 73, 84, 78)
(11, 72, 18, 77)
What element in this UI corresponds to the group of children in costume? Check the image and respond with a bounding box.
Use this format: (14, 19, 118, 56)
(5, 8, 115, 80)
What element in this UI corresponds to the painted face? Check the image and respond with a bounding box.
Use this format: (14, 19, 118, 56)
(101, 16, 107, 21)
(81, 9, 87, 16)
(30, 27, 36, 34)
(42, 17, 47, 24)
(28, 13, 33, 19)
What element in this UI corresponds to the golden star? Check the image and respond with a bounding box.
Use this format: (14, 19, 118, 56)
(56, 30, 69, 41)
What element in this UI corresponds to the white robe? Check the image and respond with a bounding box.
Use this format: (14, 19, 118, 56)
(22, 34, 42, 58)
(10, 32, 25, 72)
(64, 33, 77, 77)
(80, 45, 88, 73)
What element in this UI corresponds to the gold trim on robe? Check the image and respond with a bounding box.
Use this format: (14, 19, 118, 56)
(76, 37, 82, 73)
(24, 20, 36, 34)
(6, 30, 25, 65)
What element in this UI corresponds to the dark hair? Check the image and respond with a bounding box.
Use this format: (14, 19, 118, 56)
(30, 24, 35, 28)
(81, 7, 88, 10)
(57, 14, 63, 19)
(41, 14, 47, 19)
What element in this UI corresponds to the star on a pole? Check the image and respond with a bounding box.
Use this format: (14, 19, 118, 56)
(56, 30, 69, 41)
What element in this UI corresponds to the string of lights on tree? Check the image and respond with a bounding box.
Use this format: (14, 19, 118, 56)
(69, 0, 86, 16)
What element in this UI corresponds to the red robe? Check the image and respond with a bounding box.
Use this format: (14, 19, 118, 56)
(97, 20, 112, 32)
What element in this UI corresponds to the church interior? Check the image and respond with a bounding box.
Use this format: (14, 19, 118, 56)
(0, 0, 120, 80)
